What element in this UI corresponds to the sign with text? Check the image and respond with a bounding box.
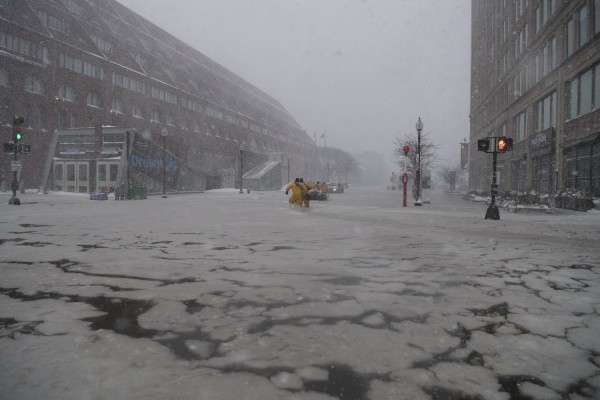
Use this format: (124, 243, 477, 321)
(529, 128, 555, 151)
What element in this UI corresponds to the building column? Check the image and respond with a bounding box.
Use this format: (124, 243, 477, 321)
(555, 71, 566, 194)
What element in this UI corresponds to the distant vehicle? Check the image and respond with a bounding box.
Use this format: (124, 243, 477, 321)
(328, 183, 345, 193)
(308, 189, 327, 200)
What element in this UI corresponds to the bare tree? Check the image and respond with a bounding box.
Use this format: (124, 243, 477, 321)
(319, 146, 360, 183)
(392, 132, 438, 198)
(438, 163, 466, 192)
(392, 132, 438, 174)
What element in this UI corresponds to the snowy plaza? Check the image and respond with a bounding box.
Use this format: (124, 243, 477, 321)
(1, 188, 599, 400)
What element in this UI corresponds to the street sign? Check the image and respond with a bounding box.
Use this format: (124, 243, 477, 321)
(18, 144, 31, 154)
(11, 160, 22, 172)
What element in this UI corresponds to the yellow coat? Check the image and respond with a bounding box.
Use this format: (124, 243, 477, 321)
(285, 181, 304, 205)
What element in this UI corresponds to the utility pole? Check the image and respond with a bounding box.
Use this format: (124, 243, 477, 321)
(478, 136, 513, 220)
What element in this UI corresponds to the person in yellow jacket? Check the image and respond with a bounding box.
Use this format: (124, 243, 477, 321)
(285, 178, 304, 206)
(300, 178, 312, 208)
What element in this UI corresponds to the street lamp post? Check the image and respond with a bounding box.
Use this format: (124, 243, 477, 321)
(239, 142, 244, 194)
(415, 117, 423, 206)
(161, 128, 168, 198)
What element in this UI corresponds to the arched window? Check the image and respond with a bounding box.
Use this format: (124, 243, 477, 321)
(111, 98, 124, 113)
(87, 91, 101, 107)
(151, 109, 160, 123)
(132, 104, 143, 118)
(57, 83, 75, 101)
(25, 73, 44, 94)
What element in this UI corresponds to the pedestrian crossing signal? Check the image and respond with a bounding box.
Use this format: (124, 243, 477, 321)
(477, 139, 490, 152)
(497, 137, 513, 152)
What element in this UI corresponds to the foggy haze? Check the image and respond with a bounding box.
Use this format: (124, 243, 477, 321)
(117, 0, 471, 172)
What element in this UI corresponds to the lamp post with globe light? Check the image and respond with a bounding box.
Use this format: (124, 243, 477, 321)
(415, 117, 423, 206)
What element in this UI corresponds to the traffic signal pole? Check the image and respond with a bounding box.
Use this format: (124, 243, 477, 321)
(478, 136, 513, 220)
(485, 150, 500, 220)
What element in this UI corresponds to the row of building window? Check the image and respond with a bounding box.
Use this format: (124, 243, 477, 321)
(489, 59, 599, 145)
(568, 63, 600, 119)
(477, 0, 599, 105)
(0, 28, 254, 134)
(1, 32, 298, 145)
(62, 0, 83, 16)
(35, 9, 68, 34)
(3, 68, 265, 136)
(483, 60, 600, 146)
(0, 32, 48, 63)
(151, 86, 177, 105)
(89, 34, 113, 55)
(112, 72, 146, 95)
(59, 53, 104, 79)
(535, 0, 558, 34)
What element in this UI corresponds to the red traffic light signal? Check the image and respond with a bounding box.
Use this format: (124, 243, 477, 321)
(402, 145, 410, 155)
(497, 137, 513, 152)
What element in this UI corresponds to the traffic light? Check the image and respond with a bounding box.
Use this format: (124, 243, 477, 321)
(12, 116, 24, 142)
(497, 137, 513, 153)
(477, 138, 490, 152)
(14, 127, 22, 141)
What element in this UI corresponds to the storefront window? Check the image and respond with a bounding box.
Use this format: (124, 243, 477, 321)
(53, 164, 64, 191)
(67, 164, 75, 181)
(79, 164, 87, 181)
(98, 164, 106, 181)
(110, 164, 118, 181)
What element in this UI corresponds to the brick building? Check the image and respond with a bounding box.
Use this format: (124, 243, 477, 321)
(470, 0, 600, 206)
(0, 0, 315, 193)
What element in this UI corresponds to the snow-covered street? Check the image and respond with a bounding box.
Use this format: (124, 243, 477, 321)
(1, 188, 599, 400)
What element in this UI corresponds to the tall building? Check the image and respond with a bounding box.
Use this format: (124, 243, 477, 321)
(470, 0, 600, 206)
(0, 0, 314, 193)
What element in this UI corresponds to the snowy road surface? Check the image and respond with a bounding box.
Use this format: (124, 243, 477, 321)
(1, 188, 599, 400)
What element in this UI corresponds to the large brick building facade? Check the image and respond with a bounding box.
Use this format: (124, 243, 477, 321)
(470, 0, 600, 206)
(0, 0, 315, 193)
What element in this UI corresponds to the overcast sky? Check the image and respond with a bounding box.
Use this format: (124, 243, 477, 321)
(117, 0, 471, 169)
